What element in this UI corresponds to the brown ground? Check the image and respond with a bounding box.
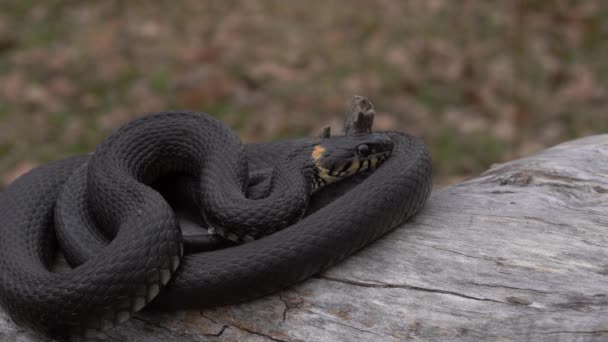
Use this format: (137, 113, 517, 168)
(0, 1, 606, 188)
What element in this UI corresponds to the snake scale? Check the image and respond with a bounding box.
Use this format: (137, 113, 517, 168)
(0, 111, 432, 340)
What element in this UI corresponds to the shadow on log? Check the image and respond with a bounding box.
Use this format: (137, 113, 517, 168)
(2, 135, 607, 341)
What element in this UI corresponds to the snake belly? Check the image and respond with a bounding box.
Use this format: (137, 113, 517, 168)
(0, 112, 432, 339)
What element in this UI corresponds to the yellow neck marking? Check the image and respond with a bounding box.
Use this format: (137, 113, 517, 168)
(312, 145, 326, 161)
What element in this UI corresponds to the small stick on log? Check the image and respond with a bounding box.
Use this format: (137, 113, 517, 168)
(343, 95, 375, 135)
(317, 126, 331, 139)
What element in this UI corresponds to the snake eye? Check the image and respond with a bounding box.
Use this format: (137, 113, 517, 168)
(357, 144, 370, 157)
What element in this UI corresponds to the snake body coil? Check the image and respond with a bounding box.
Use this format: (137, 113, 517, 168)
(0, 112, 432, 340)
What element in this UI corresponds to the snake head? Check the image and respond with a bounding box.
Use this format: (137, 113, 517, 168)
(310, 133, 393, 190)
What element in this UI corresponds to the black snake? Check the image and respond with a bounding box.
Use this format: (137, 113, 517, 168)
(0, 112, 432, 340)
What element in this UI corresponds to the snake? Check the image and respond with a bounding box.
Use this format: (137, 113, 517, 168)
(0, 112, 432, 340)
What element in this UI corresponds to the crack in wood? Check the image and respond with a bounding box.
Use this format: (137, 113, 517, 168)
(279, 294, 291, 323)
(469, 282, 551, 295)
(529, 330, 608, 335)
(278, 292, 304, 324)
(303, 309, 387, 338)
(426, 245, 485, 260)
(131, 317, 188, 338)
(198, 312, 231, 337)
(200, 312, 289, 341)
(228, 325, 292, 342)
(317, 275, 508, 304)
(210, 325, 229, 338)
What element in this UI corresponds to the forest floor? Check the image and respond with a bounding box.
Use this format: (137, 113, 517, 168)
(0, 0, 606, 187)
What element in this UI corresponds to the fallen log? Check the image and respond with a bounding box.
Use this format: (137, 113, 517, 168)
(2, 134, 607, 342)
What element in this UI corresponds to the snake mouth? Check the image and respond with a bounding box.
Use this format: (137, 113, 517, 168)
(311, 148, 392, 191)
(365, 150, 391, 171)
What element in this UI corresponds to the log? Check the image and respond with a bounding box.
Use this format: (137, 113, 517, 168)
(2, 134, 608, 342)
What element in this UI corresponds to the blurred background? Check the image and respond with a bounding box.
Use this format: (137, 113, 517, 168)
(0, 0, 606, 188)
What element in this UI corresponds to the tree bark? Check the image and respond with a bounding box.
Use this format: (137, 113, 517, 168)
(2, 135, 608, 342)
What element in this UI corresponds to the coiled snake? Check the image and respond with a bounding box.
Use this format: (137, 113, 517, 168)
(0, 111, 431, 340)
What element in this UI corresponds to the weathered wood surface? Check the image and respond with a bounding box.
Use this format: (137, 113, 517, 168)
(2, 135, 608, 342)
